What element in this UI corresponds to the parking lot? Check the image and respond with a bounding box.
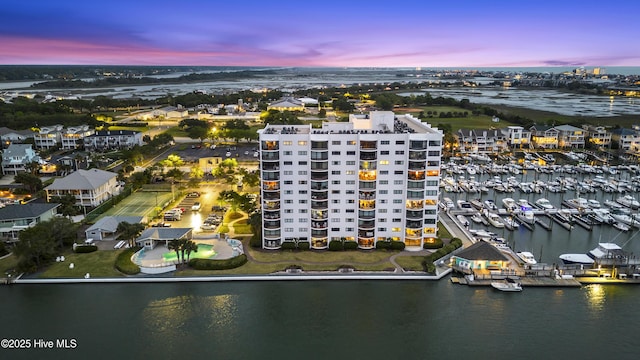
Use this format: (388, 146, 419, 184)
(176, 142, 259, 162)
(157, 185, 228, 232)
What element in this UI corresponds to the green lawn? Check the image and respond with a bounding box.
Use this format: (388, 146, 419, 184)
(0, 254, 18, 276)
(108, 125, 149, 133)
(38, 250, 125, 278)
(394, 256, 426, 271)
(163, 126, 188, 138)
(247, 248, 399, 264)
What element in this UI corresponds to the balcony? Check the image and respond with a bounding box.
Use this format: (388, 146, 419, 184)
(310, 181, 328, 191)
(407, 190, 424, 200)
(263, 173, 280, 181)
(263, 212, 280, 220)
(263, 182, 280, 191)
(263, 229, 281, 238)
(359, 181, 376, 190)
(264, 240, 282, 249)
(409, 151, 427, 160)
(312, 229, 328, 237)
(357, 237, 375, 249)
(408, 161, 426, 171)
(408, 171, 425, 181)
(263, 192, 280, 200)
(410, 140, 428, 150)
(406, 210, 423, 219)
(311, 200, 328, 210)
(311, 152, 328, 161)
(406, 220, 423, 229)
(359, 152, 377, 161)
(311, 238, 328, 249)
(261, 141, 279, 151)
(263, 201, 281, 210)
(359, 199, 375, 210)
(359, 192, 375, 200)
(358, 220, 375, 229)
(311, 210, 328, 220)
(406, 200, 424, 209)
(358, 171, 376, 181)
(311, 192, 328, 200)
(311, 171, 329, 181)
(360, 141, 377, 150)
(359, 160, 376, 170)
(262, 153, 280, 161)
(358, 210, 375, 219)
(311, 220, 327, 229)
(311, 141, 328, 150)
(264, 221, 281, 229)
(311, 163, 328, 170)
(405, 229, 422, 237)
(262, 163, 280, 171)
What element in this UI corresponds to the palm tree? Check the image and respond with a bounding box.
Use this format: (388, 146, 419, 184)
(116, 222, 146, 248)
(167, 239, 182, 264)
(177, 238, 190, 265)
(183, 241, 199, 263)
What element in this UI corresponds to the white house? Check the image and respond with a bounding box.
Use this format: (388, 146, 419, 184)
(135, 227, 193, 250)
(0, 127, 34, 149)
(45, 169, 122, 208)
(1, 144, 40, 175)
(85, 215, 145, 241)
(61, 125, 94, 150)
(0, 203, 60, 241)
(34, 125, 64, 150)
(83, 130, 143, 151)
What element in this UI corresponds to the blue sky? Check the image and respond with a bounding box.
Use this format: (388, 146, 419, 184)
(1, 0, 639, 67)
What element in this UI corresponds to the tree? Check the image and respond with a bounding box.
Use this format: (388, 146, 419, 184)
(183, 240, 199, 263)
(187, 126, 209, 143)
(167, 238, 182, 264)
(13, 217, 78, 273)
(25, 161, 41, 175)
(49, 194, 81, 217)
(116, 222, 146, 248)
(161, 154, 184, 168)
(14, 172, 43, 193)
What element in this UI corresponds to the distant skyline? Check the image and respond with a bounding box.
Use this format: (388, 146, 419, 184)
(1, 0, 639, 68)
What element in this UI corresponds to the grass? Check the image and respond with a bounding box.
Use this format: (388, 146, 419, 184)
(438, 223, 452, 239)
(394, 256, 426, 271)
(247, 248, 398, 264)
(38, 250, 125, 278)
(231, 224, 252, 234)
(0, 254, 18, 276)
(108, 125, 149, 132)
(163, 126, 188, 138)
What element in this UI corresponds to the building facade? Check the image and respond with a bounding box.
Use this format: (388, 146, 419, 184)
(83, 130, 143, 151)
(45, 168, 122, 208)
(257, 111, 443, 251)
(1, 144, 40, 175)
(34, 125, 63, 150)
(61, 125, 94, 150)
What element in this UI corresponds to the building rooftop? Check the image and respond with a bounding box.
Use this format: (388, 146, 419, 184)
(0, 203, 60, 221)
(45, 169, 117, 191)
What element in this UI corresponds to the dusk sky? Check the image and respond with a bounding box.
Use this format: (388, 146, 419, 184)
(2, 0, 639, 67)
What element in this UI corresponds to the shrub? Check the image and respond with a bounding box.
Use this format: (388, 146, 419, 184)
(249, 234, 262, 248)
(74, 244, 98, 253)
(297, 242, 310, 250)
(423, 238, 444, 249)
(189, 254, 248, 270)
(328, 241, 344, 251)
(390, 241, 405, 251)
(115, 247, 141, 275)
(280, 242, 296, 250)
(343, 241, 358, 250)
(376, 241, 391, 250)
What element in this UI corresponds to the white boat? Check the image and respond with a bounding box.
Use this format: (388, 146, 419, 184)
(591, 208, 615, 224)
(560, 243, 640, 266)
(587, 199, 601, 208)
(484, 211, 505, 228)
(610, 207, 640, 227)
(517, 251, 538, 265)
(491, 279, 523, 292)
(563, 197, 589, 209)
(456, 215, 470, 227)
(457, 200, 474, 212)
(484, 199, 498, 211)
(470, 213, 484, 224)
(534, 198, 555, 210)
(515, 209, 536, 225)
(616, 195, 640, 210)
(502, 216, 519, 230)
(442, 197, 455, 210)
(559, 253, 595, 265)
(613, 222, 630, 232)
(502, 197, 517, 212)
(551, 209, 574, 230)
(469, 198, 484, 210)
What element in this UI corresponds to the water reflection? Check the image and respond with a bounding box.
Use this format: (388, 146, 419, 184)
(584, 285, 606, 315)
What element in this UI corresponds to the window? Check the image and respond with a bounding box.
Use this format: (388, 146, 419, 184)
(285, 228, 293, 232)
(332, 180, 341, 185)
(396, 140, 405, 145)
(346, 209, 355, 213)
(298, 190, 307, 194)
(379, 160, 389, 165)
(285, 199, 293, 204)
(395, 150, 405, 155)
(380, 150, 390, 155)
(299, 199, 307, 204)
(380, 170, 389, 175)
(332, 151, 341, 155)
(299, 228, 307, 232)
(391, 227, 401, 232)
(346, 170, 355, 175)
(394, 170, 403, 175)
(298, 141, 307, 146)
(379, 199, 387, 204)
(299, 218, 308, 222)
(346, 161, 356, 165)
(346, 227, 354, 232)
(283, 141, 292, 145)
(299, 161, 307, 165)
(381, 140, 390, 145)
(283, 170, 293, 175)
(284, 180, 293, 185)
(347, 140, 356, 145)
(284, 161, 293, 165)
(332, 199, 340, 204)
(331, 170, 341, 175)
(331, 190, 340, 194)
(378, 209, 387, 213)
(347, 151, 356, 155)
(426, 190, 438, 196)
(332, 161, 341, 165)
(379, 190, 388, 194)
(346, 218, 354, 222)
(393, 190, 403, 194)
(426, 180, 438, 186)
(379, 180, 388, 185)
(394, 180, 403, 185)
(332, 209, 340, 213)
(299, 180, 307, 185)
(298, 171, 307, 175)
(346, 190, 355, 194)
(283, 151, 292, 155)
(378, 227, 387, 231)
(298, 151, 307, 156)
(393, 199, 402, 204)
(299, 209, 308, 213)
(347, 199, 355, 204)
(392, 218, 402, 222)
(285, 209, 293, 213)
(332, 141, 341, 145)
(393, 209, 402, 213)
(346, 180, 355, 185)
(285, 219, 294, 223)
(379, 218, 387, 222)
(395, 160, 404, 165)
(284, 190, 293, 195)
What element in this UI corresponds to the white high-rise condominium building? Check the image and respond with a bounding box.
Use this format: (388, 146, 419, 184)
(258, 111, 443, 251)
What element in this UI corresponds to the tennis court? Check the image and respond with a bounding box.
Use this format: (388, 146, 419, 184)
(101, 190, 174, 219)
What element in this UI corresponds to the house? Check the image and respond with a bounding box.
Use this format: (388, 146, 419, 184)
(457, 128, 505, 154)
(45, 169, 122, 208)
(85, 215, 145, 241)
(529, 125, 559, 149)
(553, 124, 585, 148)
(83, 130, 143, 151)
(1, 144, 40, 175)
(0, 127, 34, 149)
(503, 126, 531, 149)
(267, 98, 304, 112)
(135, 227, 193, 250)
(450, 240, 510, 275)
(610, 128, 640, 152)
(0, 203, 60, 241)
(61, 125, 94, 150)
(34, 125, 63, 150)
(582, 125, 611, 148)
(151, 106, 188, 119)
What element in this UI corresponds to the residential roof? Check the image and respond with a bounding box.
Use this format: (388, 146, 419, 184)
(2, 144, 35, 160)
(136, 228, 192, 242)
(454, 240, 509, 261)
(45, 169, 117, 191)
(87, 130, 139, 137)
(0, 203, 60, 221)
(86, 216, 144, 233)
(0, 127, 34, 137)
(268, 98, 304, 108)
(611, 128, 637, 136)
(553, 124, 583, 132)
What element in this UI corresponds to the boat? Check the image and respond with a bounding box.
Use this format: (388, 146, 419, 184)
(610, 207, 640, 227)
(502, 216, 519, 230)
(491, 278, 523, 292)
(562, 197, 590, 209)
(470, 213, 485, 224)
(560, 243, 640, 266)
(515, 206, 536, 225)
(502, 197, 517, 212)
(442, 197, 455, 210)
(613, 222, 630, 232)
(616, 195, 640, 210)
(591, 208, 615, 224)
(534, 198, 555, 211)
(517, 251, 538, 265)
(587, 199, 601, 208)
(484, 199, 498, 211)
(469, 198, 484, 210)
(456, 215, 470, 227)
(457, 200, 474, 212)
(484, 210, 505, 228)
(551, 209, 574, 230)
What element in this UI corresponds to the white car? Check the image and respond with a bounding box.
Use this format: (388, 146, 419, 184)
(226, 151, 231, 157)
(191, 202, 201, 211)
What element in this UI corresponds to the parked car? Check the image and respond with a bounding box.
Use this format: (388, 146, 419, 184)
(191, 202, 201, 211)
(187, 192, 201, 198)
(225, 151, 231, 157)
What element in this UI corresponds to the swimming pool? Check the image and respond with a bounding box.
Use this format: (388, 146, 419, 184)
(162, 243, 216, 262)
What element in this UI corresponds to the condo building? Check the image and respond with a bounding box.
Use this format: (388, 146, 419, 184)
(257, 111, 443, 251)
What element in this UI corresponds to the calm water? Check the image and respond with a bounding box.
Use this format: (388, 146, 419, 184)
(2, 280, 640, 360)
